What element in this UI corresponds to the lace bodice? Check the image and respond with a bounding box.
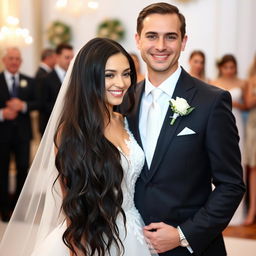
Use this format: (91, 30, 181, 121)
(120, 119, 145, 211)
(116, 118, 146, 244)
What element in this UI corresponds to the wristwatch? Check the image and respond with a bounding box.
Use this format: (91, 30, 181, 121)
(177, 227, 189, 247)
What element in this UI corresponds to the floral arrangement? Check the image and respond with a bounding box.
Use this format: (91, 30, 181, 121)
(47, 20, 72, 47)
(97, 18, 125, 41)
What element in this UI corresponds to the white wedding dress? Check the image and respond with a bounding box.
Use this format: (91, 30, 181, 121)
(30, 119, 154, 256)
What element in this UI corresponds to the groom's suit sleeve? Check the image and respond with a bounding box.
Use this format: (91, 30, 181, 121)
(180, 89, 245, 255)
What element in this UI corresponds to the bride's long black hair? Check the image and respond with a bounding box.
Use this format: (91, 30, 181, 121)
(54, 38, 137, 255)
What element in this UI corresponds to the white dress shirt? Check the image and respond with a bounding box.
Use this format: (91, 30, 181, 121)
(0, 71, 27, 121)
(4, 70, 19, 93)
(40, 62, 52, 73)
(138, 66, 193, 253)
(54, 65, 66, 83)
(139, 66, 182, 151)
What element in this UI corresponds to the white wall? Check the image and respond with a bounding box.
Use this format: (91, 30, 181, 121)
(19, 0, 37, 76)
(20, 0, 256, 79)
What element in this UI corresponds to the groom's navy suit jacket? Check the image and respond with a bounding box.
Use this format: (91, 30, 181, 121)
(121, 69, 245, 256)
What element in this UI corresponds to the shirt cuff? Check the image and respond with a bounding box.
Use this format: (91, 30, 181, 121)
(22, 102, 27, 113)
(177, 226, 193, 253)
(0, 109, 4, 121)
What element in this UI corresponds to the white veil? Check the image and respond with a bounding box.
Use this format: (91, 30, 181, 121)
(0, 54, 76, 255)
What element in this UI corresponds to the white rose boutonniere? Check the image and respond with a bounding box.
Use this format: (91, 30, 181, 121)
(169, 97, 194, 125)
(20, 79, 28, 88)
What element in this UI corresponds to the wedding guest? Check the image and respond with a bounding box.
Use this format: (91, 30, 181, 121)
(120, 3, 245, 255)
(34, 48, 56, 136)
(244, 55, 256, 225)
(39, 43, 74, 135)
(188, 50, 209, 83)
(0, 47, 39, 221)
(130, 52, 145, 82)
(211, 54, 247, 225)
(35, 48, 56, 79)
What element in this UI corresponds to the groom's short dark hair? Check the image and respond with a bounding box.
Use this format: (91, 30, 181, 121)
(136, 2, 186, 39)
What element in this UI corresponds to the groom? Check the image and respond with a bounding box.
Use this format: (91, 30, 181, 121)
(121, 2, 245, 256)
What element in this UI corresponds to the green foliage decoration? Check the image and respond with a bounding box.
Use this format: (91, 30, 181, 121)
(97, 18, 125, 41)
(47, 20, 72, 47)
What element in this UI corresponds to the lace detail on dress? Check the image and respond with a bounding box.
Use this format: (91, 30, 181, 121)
(117, 118, 146, 245)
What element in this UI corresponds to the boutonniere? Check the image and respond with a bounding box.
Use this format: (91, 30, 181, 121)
(20, 79, 28, 88)
(169, 97, 195, 125)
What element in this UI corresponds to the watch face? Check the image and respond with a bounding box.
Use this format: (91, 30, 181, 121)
(181, 238, 189, 247)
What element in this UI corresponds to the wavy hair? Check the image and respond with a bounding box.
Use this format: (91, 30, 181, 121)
(54, 38, 136, 256)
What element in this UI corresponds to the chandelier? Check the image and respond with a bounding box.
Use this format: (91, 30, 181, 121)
(55, 0, 99, 16)
(0, 16, 33, 47)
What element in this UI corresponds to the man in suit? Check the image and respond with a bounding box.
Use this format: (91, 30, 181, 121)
(39, 43, 74, 134)
(34, 48, 56, 136)
(34, 48, 56, 79)
(121, 3, 245, 255)
(0, 47, 39, 221)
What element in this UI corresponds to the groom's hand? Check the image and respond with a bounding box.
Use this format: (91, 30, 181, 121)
(143, 222, 180, 253)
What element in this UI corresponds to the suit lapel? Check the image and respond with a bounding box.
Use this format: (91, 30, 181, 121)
(0, 73, 11, 99)
(53, 70, 62, 89)
(145, 69, 197, 182)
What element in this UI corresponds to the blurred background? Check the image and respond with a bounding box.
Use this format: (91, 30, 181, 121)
(0, 1, 256, 255)
(0, 0, 255, 79)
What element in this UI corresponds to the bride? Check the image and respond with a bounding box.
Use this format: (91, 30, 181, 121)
(0, 38, 157, 256)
